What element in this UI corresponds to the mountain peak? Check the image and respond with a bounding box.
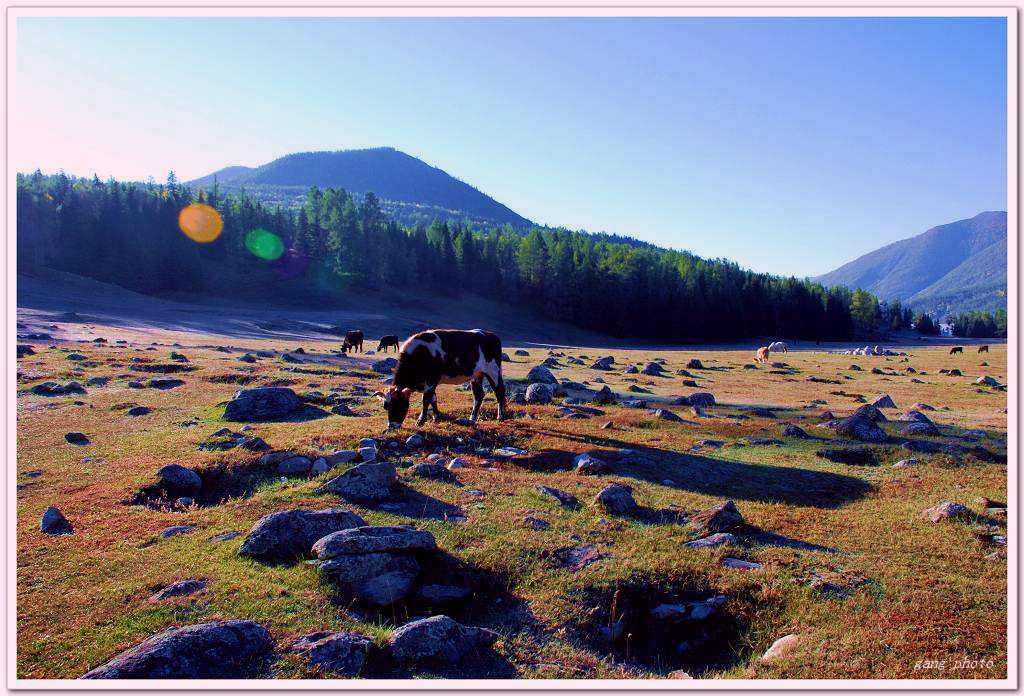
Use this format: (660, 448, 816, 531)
(188, 148, 530, 228)
(815, 211, 1007, 318)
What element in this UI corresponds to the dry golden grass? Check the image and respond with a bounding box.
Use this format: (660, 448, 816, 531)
(15, 322, 1007, 680)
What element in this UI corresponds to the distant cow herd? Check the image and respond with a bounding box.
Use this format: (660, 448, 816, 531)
(334, 329, 995, 430)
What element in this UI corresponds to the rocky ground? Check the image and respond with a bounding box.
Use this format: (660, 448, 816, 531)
(15, 310, 1008, 680)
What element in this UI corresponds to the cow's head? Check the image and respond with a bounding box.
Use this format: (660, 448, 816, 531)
(374, 387, 412, 429)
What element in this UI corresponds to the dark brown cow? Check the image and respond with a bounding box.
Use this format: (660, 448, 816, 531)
(377, 335, 400, 353)
(950, 346, 963, 355)
(342, 330, 363, 354)
(375, 329, 508, 428)
(978, 345, 990, 354)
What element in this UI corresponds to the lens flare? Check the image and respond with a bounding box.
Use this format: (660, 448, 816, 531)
(245, 228, 285, 261)
(178, 203, 223, 243)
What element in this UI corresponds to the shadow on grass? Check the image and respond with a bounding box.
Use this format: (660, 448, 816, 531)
(521, 428, 872, 509)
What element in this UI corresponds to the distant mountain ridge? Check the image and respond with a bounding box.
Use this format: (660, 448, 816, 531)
(815, 211, 1007, 318)
(188, 147, 531, 228)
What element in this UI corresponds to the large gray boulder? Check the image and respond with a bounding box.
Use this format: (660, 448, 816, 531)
(223, 387, 301, 421)
(388, 615, 498, 667)
(312, 526, 436, 558)
(82, 620, 272, 679)
(687, 392, 716, 407)
(323, 462, 397, 503)
(372, 358, 398, 374)
(239, 508, 366, 563)
(526, 365, 558, 384)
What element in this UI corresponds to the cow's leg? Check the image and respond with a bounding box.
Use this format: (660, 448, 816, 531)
(470, 378, 485, 424)
(485, 374, 508, 420)
(430, 390, 443, 421)
(417, 386, 436, 426)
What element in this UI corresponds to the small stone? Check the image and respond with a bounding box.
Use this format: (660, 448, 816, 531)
(64, 432, 90, 446)
(721, 557, 761, 571)
(685, 532, 737, 549)
(40, 506, 72, 535)
(761, 634, 800, 663)
(922, 501, 971, 523)
(160, 525, 196, 539)
(149, 579, 206, 602)
(594, 483, 638, 516)
(290, 631, 371, 677)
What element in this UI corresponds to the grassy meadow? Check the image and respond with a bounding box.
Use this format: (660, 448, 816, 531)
(15, 320, 1008, 680)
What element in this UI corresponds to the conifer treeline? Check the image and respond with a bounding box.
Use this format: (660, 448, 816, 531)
(17, 171, 911, 341)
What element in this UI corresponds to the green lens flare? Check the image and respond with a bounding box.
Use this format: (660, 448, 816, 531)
(244, 228, 284, 261)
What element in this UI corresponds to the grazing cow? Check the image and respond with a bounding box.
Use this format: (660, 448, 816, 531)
(950, 346, 963, 355)
(375, 329, 508, 428)
(377, 335, 400, 353)
(755, 346, 770, 364)
(978, 345, 990, 354)
(768, 341, 788, 353)
(341, 330, 363, 354)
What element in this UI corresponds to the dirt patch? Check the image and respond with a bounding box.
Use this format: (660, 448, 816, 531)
(569, 574, 762, 675)
(125, 459, 283, 510)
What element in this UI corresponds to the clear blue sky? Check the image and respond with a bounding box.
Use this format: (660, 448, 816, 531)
(14, 16, 1007, 276)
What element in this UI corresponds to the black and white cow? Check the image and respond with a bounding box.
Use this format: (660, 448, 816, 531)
(375, 329, 508, 428)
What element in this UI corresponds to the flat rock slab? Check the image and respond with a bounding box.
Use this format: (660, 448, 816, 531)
(312, 526, 437, 558)
(552, 544, 605, 571)
(240, 508, 366, 563)
(389, 615, 498, 667)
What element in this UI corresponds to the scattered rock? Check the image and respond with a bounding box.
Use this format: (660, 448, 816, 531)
(591, 385, 616, 405)
(40, 506, 72, 535)
(690, 500, 743, 534)
(594, 483, 638, 516)
(892, 458, 918, 468)
(573, 452, 609, 475)
(922, 501, 971, 523)
(721, 557, 761, 571)
(389, 615, 498, 667)
(239, 508, 366, 563)
(650, 408, 684, 422)
(82, 620, 273, 679)
(372, 358, 398, 374)
(224, 387, 302, 421)
(64, 432, 90, 446)
(526, 365, 558, 384)
(686, 358, 704, 369)
(760, 634, 800, 664)
(30, 381, 86, 397)
(160, 525, 195, 539)
(685, 532, 737, 549)
(323, 462, 397, 503)
(157, 464, 203, 494)
(782, 424, 809, 438)
(525, 383, 553, 404)
(290, 631, 371, 677)
(149, 579, 207, 602)
(538, 485, 579, 508)
(872, 394, 896, 408)
(409, 463, 458, 482)
(687, 392, 716, 407)
(313, 525, 437, 557)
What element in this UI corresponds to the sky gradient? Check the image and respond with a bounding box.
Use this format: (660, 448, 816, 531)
(13, 16, 1008, 277)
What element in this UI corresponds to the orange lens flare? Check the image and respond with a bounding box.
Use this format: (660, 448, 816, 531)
(178, 203, 223, 243)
